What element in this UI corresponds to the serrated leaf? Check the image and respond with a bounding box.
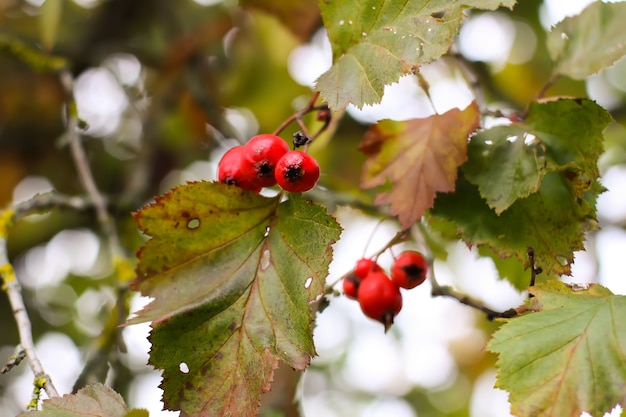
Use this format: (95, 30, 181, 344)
(17, 383, 133, 417)
(547, 1, 626, 80)
(40, 0, 64, 52)
(464, 126, 546, 214)
(129, 182, 341, 417)
(464, 99, 611, 213)
(488, 281, 626, 417)
(316, 0, 516, 109)
(430, 171, 598, 276)
(360, 102, 480, 229)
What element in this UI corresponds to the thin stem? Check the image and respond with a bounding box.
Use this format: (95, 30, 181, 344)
(535, 73, 560, 101)
(429, 264, 517, 320)
(59, 70, 124, 258)
(324, 228, 410, 293)
(1, 238, 59, 398)
(272, 92, 331, 147)
(14, 192, 93, 220)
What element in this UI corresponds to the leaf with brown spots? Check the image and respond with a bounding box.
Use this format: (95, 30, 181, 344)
(360, 102, 480, 229)
(128, 182, 341, 417)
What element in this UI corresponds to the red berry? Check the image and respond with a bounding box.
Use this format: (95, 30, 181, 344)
(217, 146, 262, 193)
(354, 258, 383, 279)
(391, 250, 428, 289)
(241, 134, 289, 188)
(343, 273, 360, 299)
(357, 271, 402, 332)
(274, 150, 320, 192)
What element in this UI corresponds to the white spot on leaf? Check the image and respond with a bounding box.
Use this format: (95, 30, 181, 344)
(261, 249, 271, 270)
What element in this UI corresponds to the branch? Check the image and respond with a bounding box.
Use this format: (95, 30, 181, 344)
(59, 70, 124, 258)
(1, 214, 59, 398)
(429, 268, 517, 320)
(13, 192, 93, 220)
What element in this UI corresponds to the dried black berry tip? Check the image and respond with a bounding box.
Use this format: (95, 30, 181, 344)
(293, 132, 311, 148)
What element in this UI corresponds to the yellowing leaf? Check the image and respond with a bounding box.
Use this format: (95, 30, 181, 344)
(18, 383, 135, 417)
(128, 182, 341, 417)
(360, 102, 480, 229)
(488, 281, 626, 417)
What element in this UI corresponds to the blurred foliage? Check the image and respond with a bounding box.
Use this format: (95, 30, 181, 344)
(1, 0, 626, 416)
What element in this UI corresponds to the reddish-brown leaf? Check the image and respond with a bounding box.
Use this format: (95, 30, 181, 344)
(360, 102, 480, 228)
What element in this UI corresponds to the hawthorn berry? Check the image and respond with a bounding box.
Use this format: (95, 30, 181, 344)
(357, 271, 402, 331)
(342, 273, 360, 299)
(354, 257, 383, 279)
(391, 250, 428, 289)
(275, 150, 320, 193)
(343, 259, 382, 299)
(241, 134, 290, 188)
(217, 146, 262, 193)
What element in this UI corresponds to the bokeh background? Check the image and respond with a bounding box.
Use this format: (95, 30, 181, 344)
(1, 0, 626, 416)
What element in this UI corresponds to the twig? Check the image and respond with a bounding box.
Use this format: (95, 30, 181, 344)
(272, 92, 331, 146)
(1, 228, 59, 398)
(59, 70, 124, 258)
(58, 69, 131, 390)
(534, 73, 560, 101)
(13, 192, 93, 219)
(1, 344, 25, 374)
(430, 283, 517, 320)
(429, 265, 517, 320)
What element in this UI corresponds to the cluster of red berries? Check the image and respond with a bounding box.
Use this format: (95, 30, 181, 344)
(217, 134, 320, 193)
(343, 250, 428, 331)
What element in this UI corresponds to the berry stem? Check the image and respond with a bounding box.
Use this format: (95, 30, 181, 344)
(322, 228, 410, 296)
(272, 92, 330, 146)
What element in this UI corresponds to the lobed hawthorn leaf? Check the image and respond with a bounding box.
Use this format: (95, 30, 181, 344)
(128, 182, 341, 417)
(488, 281, 626, 417)
(316, 0, 516, 110)
(17, 383, 143, 417)
(547, 1, 626, 80)
(464, 99, 612, 214)
(429, 171, 599, 277)
(360, 101, 480, 229)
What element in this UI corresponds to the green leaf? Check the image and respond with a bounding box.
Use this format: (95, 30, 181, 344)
(129, 182, 341, 417)
(430, 171, 598, 277)
(464, 99, 611, 213)
(40, 0, 64, 52)
(316, 0, 516, 109)
(17, 383, 133, 417)
(360, 102, 480, 228)
(464, 126, 546, 214)
(547, 1, 626, 79)
(488, 281, 626, 417)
